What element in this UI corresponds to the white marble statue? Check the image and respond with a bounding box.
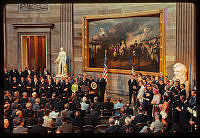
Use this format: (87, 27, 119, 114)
(55, 47, 66, 76)
(172, 63, 187, 84)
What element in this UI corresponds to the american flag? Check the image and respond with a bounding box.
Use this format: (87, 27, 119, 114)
(103, 51, 108, 82)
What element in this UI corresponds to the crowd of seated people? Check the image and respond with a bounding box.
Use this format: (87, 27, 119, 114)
(3, 66, 197, 134)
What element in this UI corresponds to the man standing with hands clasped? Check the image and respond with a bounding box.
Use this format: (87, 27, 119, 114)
(97, 73, 107, 103)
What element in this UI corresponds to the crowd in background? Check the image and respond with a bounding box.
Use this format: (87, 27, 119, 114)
(3, 66, 197, 134)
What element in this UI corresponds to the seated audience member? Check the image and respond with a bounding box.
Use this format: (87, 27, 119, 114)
(114, 98, 124, 109)
(20, 92, 29, 109)
(49, 107, 59, 119)
(57, 117, 73, 133)
(11, 97, 20, 110)
(105, 117, 119, 133)
(102, 96, 114, 110)
(60, 103, 73, 120)
(32, 98, 41, 111)
(119, 116, 133, 133)
(43, 110, 54, 128)
(30, 92, 37, 105)
(80, 96, 89, 111)
(124, 103, 133, 116)
(150, 113, 164, 133)
(92, 97, 102, 115)
(72, 111, 84, 127)
(131, 107, 147, 125)
(82, 109, 97, 126)
(4, 118, 11, 133)
(13, 110, 24, 127)
(13, 118, 28, 134)
(89, 103, 99, 117)
(119, 108, 128, 126)
(29, 117, 48, 134)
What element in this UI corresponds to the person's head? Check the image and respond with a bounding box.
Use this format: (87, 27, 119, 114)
(138, 81, 144, 87)
(125, 103, 130, 109)
(159, 79, 164, 85)
(82, 96, 87, 103)
(16, 110, 23, 118)
(74, 111, 81, 118)
(44, 109, 50, 116)
(138, 73, 143, 78)
(4, 118, 9, 128)
(13, 76, 17, 81)
(14, 91, 20, 97)
(180, 84, 185, 90)
(22, 92, 28, 98)
(32, 92, 37, 98)
(153, 89, 159, 95)
(191, 90, 196, 97)
(35, 98, 40, 104)
(94, 96, 98, 102)
(146, 84, 152, 90)
(108, 117, 115, 126)
(131, 74, 135, 79)
(124, 116, 132, 126)
(98, 73, 102, 79)
(26, 102, 32, 109)
(155, 76, 159, 81)
(164, 85, 170, 92)
(120, 107, 125, 115)
(38, 117, 44, 126)
(64, 103, 70, 110)
(137, 107, 143, 114)
(20, 77, 24, 81)
(16, 118, 25, 127)
(155, 113, 162, 121)
(118, 98, 123, 103)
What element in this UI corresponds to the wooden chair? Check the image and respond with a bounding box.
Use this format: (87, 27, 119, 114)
(135, 123, 148, 133)
(72, 126, 81, 133)
(97, 116, 110, 125)
(100, 109, 113, 116)
(81, 125, 95, 133)
(95, 124, 108, 133)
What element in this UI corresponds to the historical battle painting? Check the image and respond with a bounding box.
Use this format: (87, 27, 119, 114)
(83, 9, 166, 75)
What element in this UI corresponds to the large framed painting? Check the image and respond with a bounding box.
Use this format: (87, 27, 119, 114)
(82, 9, 166, 76)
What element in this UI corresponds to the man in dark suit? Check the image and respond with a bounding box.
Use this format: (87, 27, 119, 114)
(131, 107, 147, 125)
(97, 73, 107, 103)
(175, 95, 191, 132)
(128, 74, 138, 105)
(29, 117, 48, 134)
(10, 76, 18, 95)
(180, 84, 186, 97)
(4, 68, 10, 91)
(18, 77, 27, 95)
(143, 84, 153, 122)
(32, 77, 40, 95)
(9, 65, 18, 82)
(105, 117, 119, 133)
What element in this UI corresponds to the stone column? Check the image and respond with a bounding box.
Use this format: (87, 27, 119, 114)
(60, 3, 73, 76)
(176, 2, 196, 90)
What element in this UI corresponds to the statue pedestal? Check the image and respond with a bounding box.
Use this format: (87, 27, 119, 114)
(56, 74, 67, 80)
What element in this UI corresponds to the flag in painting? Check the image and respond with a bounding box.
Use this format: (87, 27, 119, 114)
(103, 52, 108, 82)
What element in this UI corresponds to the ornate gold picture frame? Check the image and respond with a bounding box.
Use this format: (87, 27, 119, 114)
(82, 9, 166, 76)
